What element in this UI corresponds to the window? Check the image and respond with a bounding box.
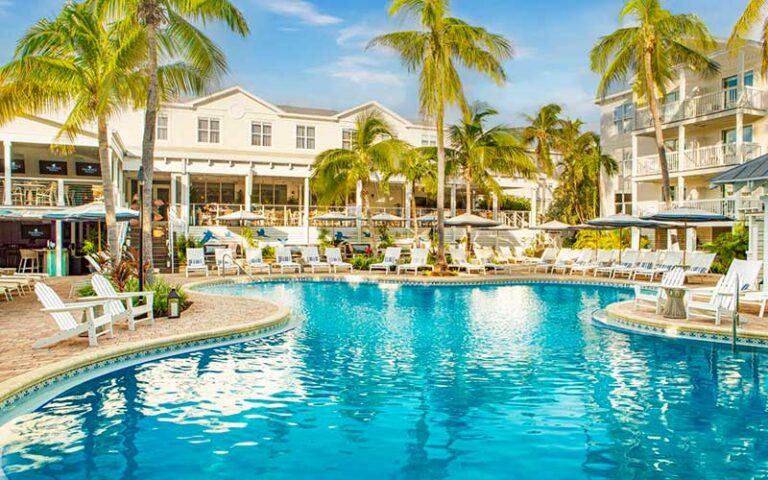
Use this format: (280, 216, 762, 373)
(722, 125, 753, 144)
(198, 117, 220, 143)
(251, 122, 272, 147)
(157, 114, 168, 141)
(342, 129, 356, 150)
(664, 90, 679, 104)
(296, 125, 315, 149)
(613, 103, 634, 135)
(421, 133, 437, 147)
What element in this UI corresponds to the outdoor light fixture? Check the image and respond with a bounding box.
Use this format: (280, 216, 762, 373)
(167, 288, 181, 319)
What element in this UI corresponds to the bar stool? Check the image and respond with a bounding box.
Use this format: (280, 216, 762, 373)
(18, 249, 39, 273)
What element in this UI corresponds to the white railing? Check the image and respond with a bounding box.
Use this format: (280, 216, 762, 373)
(635, 143, 761, 176)
(739, 198, 764, 212)
(634, 87, 768, 130)
(499, 210, 530, 229)
(662, 198, 737, 217)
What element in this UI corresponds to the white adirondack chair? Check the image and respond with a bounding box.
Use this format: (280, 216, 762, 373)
(325, 247, 353, 273)
(634, 267, 685, 314)
(245, 248, 271, 275)
(91, 274, 154, 330)
(185, 248, 209, 277)
(34, 283, 114, 348)
(687, 259, 762, 325)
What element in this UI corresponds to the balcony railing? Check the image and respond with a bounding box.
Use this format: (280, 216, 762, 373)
(0, 177, 103, 207)
(634, 87, 768, 130)
(635, 142, 761, 176)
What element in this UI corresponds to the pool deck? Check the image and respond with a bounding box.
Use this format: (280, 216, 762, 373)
(2, 269, 757, 407)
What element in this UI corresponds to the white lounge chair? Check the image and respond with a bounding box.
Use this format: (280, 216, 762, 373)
(370, 247, 401, 275)
(448, 246, 484, 274)
(214, 248, 239, 276)
(594, 250, 639, 278)
(185, 248, 209, 277)
(534, 248, 573, 274)
(302, 247, 332, 273)
(91, 274, 154, 330)
(397, 248, 433, 276)
(631, 251, 683, 282)
(553, 249, 592, 275)
(245, 248, 271, 275)
(275, 247, 302, 273)
(571, 249, 614, 276)
(495, 246, 516, 264)
(34, 283, 114, 348)
(525, 247, 558, 269)
(476, 248, 509, 274)
(325, 247, 353, 273)
(687, 259, 762, 324)
(0, 285, 12, 301)
(684, 252, 716, 280)
(634, 267, 685, 314)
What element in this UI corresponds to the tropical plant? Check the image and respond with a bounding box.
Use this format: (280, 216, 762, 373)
(729, 1, 768, 73)
(573, 229, 649, 250)
(521, 103, 563, 177)
(479, 194, 531, 211)
(590, 0, 718, 208)
(311, 110, 408, 248)
(261, 245, 275, 260)
(392, 147, 437, 228)
(174, 234, 203, 265)
(369, 0, 512, 272)
(241, 228, 256, 248)
(445, 102, 535, 213)
(351, 254, 383, 271)
(702, 223, 749, 274)
(0, 1, 146, 265)
(94, 0, 249, 278)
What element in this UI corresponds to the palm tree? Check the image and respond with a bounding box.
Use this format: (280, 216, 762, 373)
(311, 111, 408, 248)
(447, 102, 535, 214)
(0, 1, 147, 265)
(521, 103, 562, 177)
(95, 0, 249, 277)
(389, 147, 437, 243)
(729, 1, 768, 72)
(590, 0, 718, 208)
(369, 0, 512, 272)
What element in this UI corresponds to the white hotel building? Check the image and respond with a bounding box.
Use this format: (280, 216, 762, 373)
(0, 86, 542, 272)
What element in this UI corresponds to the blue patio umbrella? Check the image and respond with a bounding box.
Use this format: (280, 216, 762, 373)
(643, 208, 733, 265)
(42, 201, 139, 222)
(587, 213, 659, 262)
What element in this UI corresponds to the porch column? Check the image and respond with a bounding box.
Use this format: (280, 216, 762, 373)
(529, 185, 538, 228)
(355, 180, 363, 241)
(678, 125, 686, 173)
(3, 140, 11, 206)
(736, 111, 744, 163)
(404, 182, 412, 228)
(748, 215, 757, 260)
(180, 172, 190, 231)
(686, 227, 697, 252)
(303, 176, 310, 245)
(55, 221, 63, 277)
(450, 182, 457, 216)
(492, 192, 499, 221)
(762, 195, 768, 289)
(245, 172, 253, 211)
(631, 228, 640, 250)
(676, 176, 685, 207)
(631, 134, 638, 216)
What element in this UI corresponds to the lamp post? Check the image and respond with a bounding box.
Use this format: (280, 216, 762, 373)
(137, 166, 145, 292)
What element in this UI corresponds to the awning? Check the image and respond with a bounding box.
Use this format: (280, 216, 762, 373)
(710, 153, 768, 190)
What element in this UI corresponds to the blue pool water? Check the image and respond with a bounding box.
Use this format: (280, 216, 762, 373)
(3, 281, 768, 479)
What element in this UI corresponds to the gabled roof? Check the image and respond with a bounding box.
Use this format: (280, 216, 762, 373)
(278, 105, 339, 116)
(182, 86, 283, 113)
(335, 100, 414, 127)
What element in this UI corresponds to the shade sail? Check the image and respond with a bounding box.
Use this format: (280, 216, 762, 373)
(217, 210, 269, 222)
(642, 208, 733, 223)
(531, 220, 572, 231)
(444, 213, 500, 227)
(315, 212, 356, 221)
(42, 202, 138, 222)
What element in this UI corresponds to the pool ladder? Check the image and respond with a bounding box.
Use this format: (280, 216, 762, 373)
(218, 252, 257, 282)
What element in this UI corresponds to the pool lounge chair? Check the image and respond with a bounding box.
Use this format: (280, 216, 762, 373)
(302, 247, 332, 273)
(91, 274, 154, 331)
(476, 248, 509, 274)
(275, 247, 302, 273)
(245, 248, 271, 275)
(185, 248, 209, 277)
(596, 250, 641, 278)
(397, 248, 433, 276)
(570, 249, 614, 276)
(683, 252, 716, 280)
(495, 246, 516, 264)
(525, 247, 558, 269)
(370, 247, 402, 275)
(325, 248, 353, 273)
(533, 248, 573, 274)
(214, 248, 240, 276)
(553, 249, 592, 275)
(631, 251, 683, 282)
(634, 267, 685, 314)
(448, 246, 485, 274)
(34, 283, 114, 348)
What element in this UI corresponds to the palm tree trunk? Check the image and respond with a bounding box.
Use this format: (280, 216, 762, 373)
(97, 117, 120, 267)
(644, 48, 672, 208)
(411, 180, 419, 243)
(141, 5, 159, 282)
(435, 105, 447, 273)
(363, 186, 375, 251)
(464, 171, 472, 215)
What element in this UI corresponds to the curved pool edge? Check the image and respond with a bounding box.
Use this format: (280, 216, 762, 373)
(593, 300, 768, 350)
(0, 278, 291, 423)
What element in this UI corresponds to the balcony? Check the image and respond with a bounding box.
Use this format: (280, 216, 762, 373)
(635, 142, 761, 177)
(634, 87, 768, 131)
(1, 177, 103, 207)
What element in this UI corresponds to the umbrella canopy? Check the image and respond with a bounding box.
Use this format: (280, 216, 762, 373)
(372, 212, 404, 222)
(415, 214, 438, 223)
(445, 213, 500, 228)
(217, 210, 269, 222)
(586, 213, 658, 228)
(642, 208, 733, 223)
(479, 224, 517, 231)
(315, 211, 357, 222)
(0, 209, 21, 219)
(531, 220, 572, 231)
(42, 202, 138, 222)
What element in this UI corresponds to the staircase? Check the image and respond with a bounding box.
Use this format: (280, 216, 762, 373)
(127, 225, 170, 272)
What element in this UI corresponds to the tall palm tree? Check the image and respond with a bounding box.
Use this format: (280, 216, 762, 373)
(521, 103, 562, 177)
(0, 1, 147, 265)
(729, 1, 768, 72)
(590, 0, 718, 208)
(311, 111, 408, 247)
(95, 0, 249, 277)
(369, 0, 512, 272)
(447, 102, 535, 214)
(398, 148, 437, 228)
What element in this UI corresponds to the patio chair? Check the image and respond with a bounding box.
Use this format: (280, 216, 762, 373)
(245, 248, 271, 275)
(275, 246, 302, 273)
(476, 247, 509, 274)
(524, 247, 558, 269)
(495, 246, 515, 264)
(326, 247, 353, 273)
(687, 259, 762, 325)
(397, 248, 433, 276)
(594, 250, 640, 278)
(570, 249, 613, 276)
(634, 267, 685, 314)
(631, 251, 683, 282)
(18, 249, 39, 273)
(185, 248, 209, 277)
(684, 252, 716, 280)
(448, 246, 485, 274)
(302, 247, 332, 273)
(370, 247, 402, 275)
(214, 248, 240, 276)
(533, 248, 573, 274)
(34, 283, 114, 348)
(553, 249, 593, 275)
(91, 274, 154, 331)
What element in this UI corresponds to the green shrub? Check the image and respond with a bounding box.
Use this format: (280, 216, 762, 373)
(351, 254, 382, 270)
(261, 245, 275, 260)
(80, 276, 189, 317)
(175, 235, 203, 265)
(703, 223, 749, 274)
(241, 228, 256, 248)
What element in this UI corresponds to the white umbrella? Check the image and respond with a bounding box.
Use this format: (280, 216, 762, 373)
(217, 210, 269, 222)
(315, 211, 357, 222)
(445, 213, 500, 252)
(372, 212, 404, 222)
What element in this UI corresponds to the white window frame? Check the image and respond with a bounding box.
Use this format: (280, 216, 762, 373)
(342, 129, 356, 150)
(197, 116, 221, 144)
(296, 125, 316, 150)
(157, 113, 169, 142)
(421, 133, 437, 147)
(251, 121, 272, 147)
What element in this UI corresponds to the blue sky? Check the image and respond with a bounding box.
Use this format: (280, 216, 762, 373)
(0, 0, 747, 130)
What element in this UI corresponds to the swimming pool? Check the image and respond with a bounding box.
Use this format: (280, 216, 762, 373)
(2, 280, 768, 479)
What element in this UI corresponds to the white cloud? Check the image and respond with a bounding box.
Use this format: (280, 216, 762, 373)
(313, 55, 403, 86)
(337, 22, 389, 49)
(0, 1, 12, 15)
(254, 0, 341, 26)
